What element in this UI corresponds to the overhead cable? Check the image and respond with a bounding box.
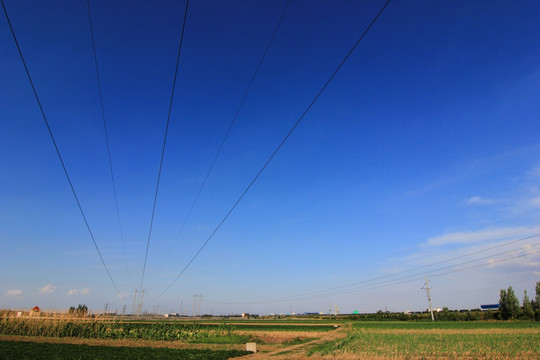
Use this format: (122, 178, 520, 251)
(86, 0, 132, 284)
(139, 0, 190, 291)
(158, 0, 393, 297)
(254, 231, 540, 302)
(153, 0, 293, 281)
(207, 241, 540, 304)
(1, 0, 120, 294)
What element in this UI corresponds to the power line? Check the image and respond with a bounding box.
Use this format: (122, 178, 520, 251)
(1, 0, 120, 294)
(86, 0, 131, 283)
(262, 231, 540, 301)
(153, 0, 293, 281)
(139, 0, 190, 291)
(206, 242, 540, 305)
(325, 242, 540, 298)
(158, 0, 393, 297)
(322, 250, 540, 308)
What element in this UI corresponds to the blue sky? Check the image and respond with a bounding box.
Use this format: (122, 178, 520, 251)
(1, 0, 539, 315)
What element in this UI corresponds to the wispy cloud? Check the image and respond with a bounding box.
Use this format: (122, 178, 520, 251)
(39, 284, 56, 294)
(6, 289, 22, 297)
(424, 226, 540, 247)
(466, 196, 496, 205)
(486, 244, 540, 269)
(67, 288, 90, 296)
(530, 197, 540, 207)
(407, 144, 540, 197)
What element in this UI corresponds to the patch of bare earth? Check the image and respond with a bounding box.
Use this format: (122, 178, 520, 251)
(237, 325, 350, 359)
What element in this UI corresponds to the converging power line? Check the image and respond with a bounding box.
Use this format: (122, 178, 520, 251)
(152, 0, 293, 283)
(1, 0, 120, 294)
(86, 0, 132, 285)
(157, 0, 393, 297)
(139, 0, 190, 294)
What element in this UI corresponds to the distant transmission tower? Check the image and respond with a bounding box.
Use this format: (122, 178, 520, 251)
(131, 289, 138, 314)
(422, 275, 435, 321)
(137, 289, 146, 316)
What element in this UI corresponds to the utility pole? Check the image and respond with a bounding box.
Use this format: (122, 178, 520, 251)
(122, 304, 126, 315)
(422, 275, 435, 321)
(198, 294, 203, 316)
(192, 294, 197, 317)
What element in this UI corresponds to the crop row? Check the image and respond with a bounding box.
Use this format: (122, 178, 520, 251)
(0, 318, 235, 341)
(309, 328, 540, 359)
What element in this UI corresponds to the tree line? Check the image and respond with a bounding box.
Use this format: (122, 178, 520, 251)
(498, 281, 540, 320)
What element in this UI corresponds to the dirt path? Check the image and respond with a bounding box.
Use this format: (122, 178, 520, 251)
(236, 323, 350, 359)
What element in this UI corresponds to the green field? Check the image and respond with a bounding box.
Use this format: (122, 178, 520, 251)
(0, 340, 250, 360)
(309, 321, 540, 359)
(352, 320, 540, 330)
(2, 317, 539, 359)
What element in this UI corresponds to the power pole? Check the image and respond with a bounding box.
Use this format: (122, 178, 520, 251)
(422, 275, 435, 321)
(192, 294, 197, 317)
(180, 301, 183, 316)
(198, 294, 203, 316)
(122, 304, 126, 315)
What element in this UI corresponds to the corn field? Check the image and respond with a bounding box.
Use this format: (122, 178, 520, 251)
(0, 316, 235, 341)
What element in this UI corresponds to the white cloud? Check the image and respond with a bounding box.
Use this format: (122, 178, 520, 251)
(466, 196, 496, 205)
(486, 245, 540, 269)
(39, 284, 56, 294)
(6, 289, 22, 297)
(68, 288, 90, 296)
(528, 166, 540, 178)
(424, 226, 540, 247)
(117, 292, 127, 299)
(530, 197, 540, 207)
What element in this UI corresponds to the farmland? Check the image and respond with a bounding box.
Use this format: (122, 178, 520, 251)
(0, 316, 539, 359)
(0, 340, 250, 360)
(309, 321, 540, 360)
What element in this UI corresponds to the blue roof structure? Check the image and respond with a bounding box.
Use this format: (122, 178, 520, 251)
(480, 304, 499, 310)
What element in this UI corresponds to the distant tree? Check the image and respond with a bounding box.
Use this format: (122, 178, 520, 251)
(499, 286, 520, 320)
(522, 290, 534, 319)
(483, 309, 495, 320)
(535, 281, 540, 310)
(68, 304, 88, 317)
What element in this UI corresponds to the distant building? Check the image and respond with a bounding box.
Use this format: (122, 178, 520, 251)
(29, 306, 41, 316)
